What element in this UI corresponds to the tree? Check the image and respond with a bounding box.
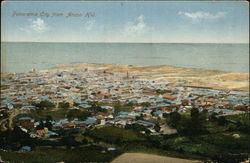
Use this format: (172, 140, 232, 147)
(173, 108, 208, 136)
(36, 121, 45, 130)
(35, 100, 55, 110)
(58, 101, 70, 109)
(0, 126, 35, 151)
(209, 112, 218, 122)
(125, 124, 150, 134)
(140, 102, 151, 107)
(191, 107, 199, 118)
(89, 101, 102, 113)
(67, 109, 90, 121)
(167, 111, 181, 128)
(44, 121, 53, 130)
(61, 136, 79, 149)
(46, 115, 53, 122)
(188, 108, 207, 135)
(218, 116, 227, 126)
(154, 124, 161, 132)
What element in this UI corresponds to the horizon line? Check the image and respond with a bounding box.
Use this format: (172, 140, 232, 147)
(1, 41, 249, 44)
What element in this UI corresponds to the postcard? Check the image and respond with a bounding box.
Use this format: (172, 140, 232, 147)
(1, 1, 249, 163)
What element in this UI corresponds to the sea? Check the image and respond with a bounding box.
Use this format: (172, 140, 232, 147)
(1, 42, 249, 73)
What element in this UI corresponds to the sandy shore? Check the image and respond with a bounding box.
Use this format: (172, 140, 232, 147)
(46, 63, 249, 92)
(111, 153, 201, 163)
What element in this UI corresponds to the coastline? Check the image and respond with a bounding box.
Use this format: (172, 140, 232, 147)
(1, 63, 249, 92)
(38, 63, 249, 92)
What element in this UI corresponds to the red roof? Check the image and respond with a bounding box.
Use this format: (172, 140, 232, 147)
(96, 112, 110, 116)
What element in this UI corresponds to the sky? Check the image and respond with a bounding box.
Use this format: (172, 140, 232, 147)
(1, 1, 249, 43)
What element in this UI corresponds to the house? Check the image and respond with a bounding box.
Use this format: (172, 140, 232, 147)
(107, 147, 116, 151)
(18, 117, 34, 130)
(20, 146, 31, 151)
(136, 120, 155, 127)
(106, 118, 120, 125)
(153, 110, 163, 118)
(44, 131, 59, 137)
(29, 131, 39, 138)
(20, 105, 35, 113)
(99, 119, 106, 125)
(78, 104, 92, 110)
(100, 105, 114, 113)
(96, 112, 114, 120)
(118, 114, 136, 121)
(74, 120, 87, 128)
(37, 128, 49, 136)
(145, 103, 173, 112)
(53, 123, 63, 129)
(63, 122, 75, 128)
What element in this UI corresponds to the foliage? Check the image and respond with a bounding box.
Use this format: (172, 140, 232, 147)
(35, 100, 55, 110)
(0, 126, 36, 151)
(154, 124, 161, 132)
(125, 123, 150, 134)
(88, 126, 146, 144)
(225, 113, 250, 134)
(66, 109, 90, 121)
(156, 89, 172, 94)
(166, 111, 181, 128)
(210, 153, 249, 163)
(113, 102, 134, 116)
(140, 102, 151, 107)
(17, 108, 68, 122)
(217, 116, 227, 126)
(44, 121, 53, 130)
(0, 146, 122, 163)
(58, 101, 70, 109)
(168, 108, 208, 136)
(35, 121, 44, 130)
(60, 136, 79, 149)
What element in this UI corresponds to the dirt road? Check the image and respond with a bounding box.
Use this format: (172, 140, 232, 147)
(112, 153, 201, 163)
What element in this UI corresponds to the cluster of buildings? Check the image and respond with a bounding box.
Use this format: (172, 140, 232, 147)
(1, 67, 249, 138)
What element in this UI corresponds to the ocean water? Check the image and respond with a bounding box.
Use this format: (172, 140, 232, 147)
(1, 42, 249, 73)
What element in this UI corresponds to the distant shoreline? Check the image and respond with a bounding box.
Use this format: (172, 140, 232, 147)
(2, 63, 249, 92)
(41, 63, 250, 92)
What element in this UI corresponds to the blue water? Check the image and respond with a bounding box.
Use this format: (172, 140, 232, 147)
(1, 42, 249, 73)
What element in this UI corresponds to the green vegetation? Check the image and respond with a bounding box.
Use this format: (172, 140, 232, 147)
(58, 101, 70, 109)
(0, 146, 122, 163)
(225, 113, 250, 134)
(140, 102, 151, 107)
(14, 109, 68, 122)
(160, 112, 250, 162)
(166, 111, 181, 128)
(0, 126, 36, 151)
(156, 89, 172, 94)
(155, 132, 249, 163)
(34, 100, 55, 110)
(15, 108, 92, 123)
(35, 120, 52, 130)
(125, 123, 151, 134)
(3, 106, 249, 163)
(87, 101, 109, 113)
(66, 109, 91, 121)
(88, 126, 146, 144)
(113, 102, 134, 115)
(167, 108, 208, 136)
